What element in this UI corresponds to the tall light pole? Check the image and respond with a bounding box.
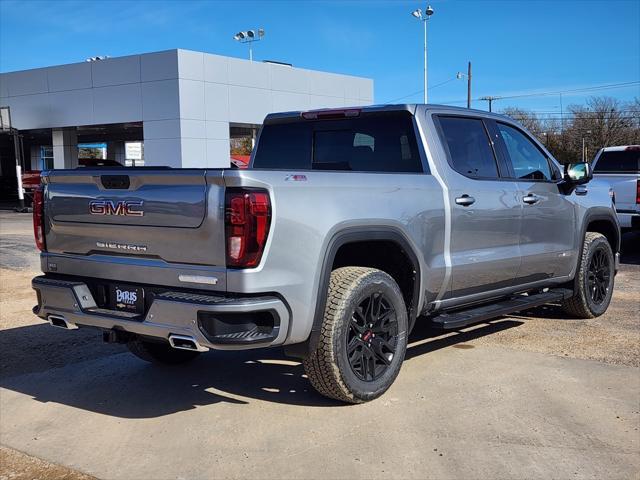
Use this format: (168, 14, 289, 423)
(233, 29, 265, 61)
(411, 5, 434, 104)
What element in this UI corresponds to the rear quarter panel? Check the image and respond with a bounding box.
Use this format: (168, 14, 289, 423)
(221, 169, 446, 344)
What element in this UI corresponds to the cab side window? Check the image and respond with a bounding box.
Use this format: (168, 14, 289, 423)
(437, 117, 499, 179)
(497, 123, 553, 181)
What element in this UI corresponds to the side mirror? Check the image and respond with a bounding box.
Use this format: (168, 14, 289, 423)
(564, 162, 592, 185)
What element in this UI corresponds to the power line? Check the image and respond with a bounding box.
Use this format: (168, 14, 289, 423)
(382, 76, 458, 104)
(509, 117, 640, 120)
(437, 80, 640, 106)
(491, 81, 640, 101)
(506, 111, 640, 116)
(508, 109, 639, 114)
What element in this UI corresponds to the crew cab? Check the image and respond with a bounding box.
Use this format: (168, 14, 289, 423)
(592, 145, 640, 231)
(31, 105, 620, 403)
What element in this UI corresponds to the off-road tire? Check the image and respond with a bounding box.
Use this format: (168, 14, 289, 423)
(562, 232, 614, 318)
(127, 338, 200, 365)
(303, 267, 408, 404)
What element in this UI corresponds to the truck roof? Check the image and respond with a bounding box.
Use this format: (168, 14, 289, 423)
(599, 145, 640, 152)
(264, 103, 514, 124)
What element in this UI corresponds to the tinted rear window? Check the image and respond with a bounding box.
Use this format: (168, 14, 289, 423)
(252, 112, 424, 173)
(251, 122, 311, 170)
(594, 150, 640, 173)
(437, 116, 499, 179)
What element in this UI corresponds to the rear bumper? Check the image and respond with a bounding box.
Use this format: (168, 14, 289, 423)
(32, 275, 290, 351)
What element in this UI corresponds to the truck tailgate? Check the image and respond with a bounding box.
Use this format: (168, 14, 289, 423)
(43, 169, 226, 268)
(597, 173, 640, 211)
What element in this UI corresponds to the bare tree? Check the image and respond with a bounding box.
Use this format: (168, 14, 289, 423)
(502, 107, 544, 137)
(501, 96, 640, 164)
(566, 97, 638, 159)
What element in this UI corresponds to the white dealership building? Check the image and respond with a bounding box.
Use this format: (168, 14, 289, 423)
(0, 49, 373, 194)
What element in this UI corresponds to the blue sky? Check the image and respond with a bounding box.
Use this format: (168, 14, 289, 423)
(1, 0, 639, 117)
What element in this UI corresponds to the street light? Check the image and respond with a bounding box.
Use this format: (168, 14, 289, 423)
(411, 5, 434, 104)
(455, 61, 473, 108)
(233, 28, 265, 61)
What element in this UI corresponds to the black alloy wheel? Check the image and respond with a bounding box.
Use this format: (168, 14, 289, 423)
(562, 232, 615, 319)
(303, 267, 408, 403)
(587, 247, 611, 305)
(347, 292, 399, 382)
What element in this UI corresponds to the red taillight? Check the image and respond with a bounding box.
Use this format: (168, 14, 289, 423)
(32, 186, 46, 251)
(225, 188, 271, 268)
(636, 179, 640, 205)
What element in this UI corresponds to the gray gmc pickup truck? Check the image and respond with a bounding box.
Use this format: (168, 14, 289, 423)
(31, 105, 620, 403)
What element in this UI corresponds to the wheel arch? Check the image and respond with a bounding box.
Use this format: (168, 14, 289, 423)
(285, 226, 422, 359)
(581, 209, 621, 254)
(569, 209, 620, 291)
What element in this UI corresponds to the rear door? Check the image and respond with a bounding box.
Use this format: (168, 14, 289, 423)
(493, 122, 576, 281)
(434, 115, 522, 298)
(44, 169, 226, 268)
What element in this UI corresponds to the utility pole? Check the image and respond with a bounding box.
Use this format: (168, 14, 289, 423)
(559, 93, 564, 134)
(480, 96, 498, 112)
(467, 61, 472, 109)
(582, 130, 592, 162)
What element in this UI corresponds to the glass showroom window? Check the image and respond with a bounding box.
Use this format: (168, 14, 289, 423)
(40, 146, 54, 170)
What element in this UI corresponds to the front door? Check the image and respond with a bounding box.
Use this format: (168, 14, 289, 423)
(435, 115, 522, 298)
(494, 122, 576, 282)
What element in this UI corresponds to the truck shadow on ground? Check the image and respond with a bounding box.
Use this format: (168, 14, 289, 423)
(0, 318, 522, 416)
(620, 231, 640, 265)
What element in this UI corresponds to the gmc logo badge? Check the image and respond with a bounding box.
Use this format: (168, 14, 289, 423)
(89, 200, 144, 217)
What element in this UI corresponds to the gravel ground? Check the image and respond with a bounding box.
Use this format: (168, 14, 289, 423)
(452, 255, 640, 367)
(0, 211, 638, 478)
(0, 446, 94, 480)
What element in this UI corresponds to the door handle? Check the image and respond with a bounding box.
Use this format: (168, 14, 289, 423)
(523, 193, 540, 205)
(455, 194, 476, 207)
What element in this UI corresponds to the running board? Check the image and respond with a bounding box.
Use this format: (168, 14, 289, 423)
(431, 289, 572, 330)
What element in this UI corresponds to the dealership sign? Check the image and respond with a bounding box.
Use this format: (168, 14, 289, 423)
(125, 142, 142, 160)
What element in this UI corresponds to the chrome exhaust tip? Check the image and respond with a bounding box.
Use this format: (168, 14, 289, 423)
(48, 314, 78, 330)
(168, 334, 208, 352)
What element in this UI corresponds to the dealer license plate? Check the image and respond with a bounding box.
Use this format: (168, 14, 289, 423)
(110, 285, 144, 315)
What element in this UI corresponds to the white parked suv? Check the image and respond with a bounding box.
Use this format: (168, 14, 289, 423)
(592, 145, 640, 231)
